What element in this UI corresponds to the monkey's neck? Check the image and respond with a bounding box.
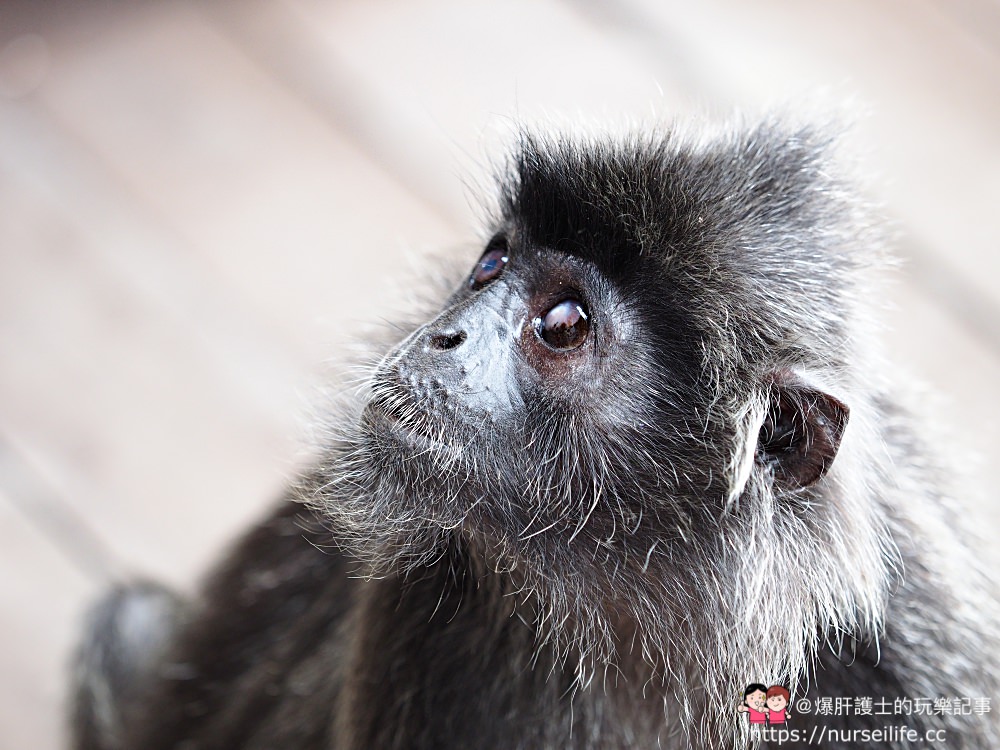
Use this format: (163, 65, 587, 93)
(334, 547, 677, 749)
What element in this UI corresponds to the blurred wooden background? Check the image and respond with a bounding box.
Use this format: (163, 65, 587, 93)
(2, 0, 999, 746)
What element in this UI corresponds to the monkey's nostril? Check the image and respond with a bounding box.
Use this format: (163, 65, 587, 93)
(429, 330, 467, 351)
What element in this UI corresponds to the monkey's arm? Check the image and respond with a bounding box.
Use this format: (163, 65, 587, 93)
(72, 497, 359, 750)
(71, 580, 185, 750)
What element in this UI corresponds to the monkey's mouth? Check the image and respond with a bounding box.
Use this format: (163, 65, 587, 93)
(362, 397, 458, 455)
(363, 391, 408, 427)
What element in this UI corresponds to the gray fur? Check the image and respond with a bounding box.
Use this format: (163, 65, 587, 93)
(70, 117, 1000, 749)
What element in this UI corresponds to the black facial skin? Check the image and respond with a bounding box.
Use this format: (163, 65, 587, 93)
(358, 234, 675, 555)
(367, 240, 601, 448)
(70, 123, 1000, 750)
(365, 240, 527, 451)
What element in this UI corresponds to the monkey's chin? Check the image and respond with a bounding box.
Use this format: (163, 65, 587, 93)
(360, 401, 465, 459)
(348, 402, 484, 549)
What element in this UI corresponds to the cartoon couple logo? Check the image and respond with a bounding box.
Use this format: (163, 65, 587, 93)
(738, 684, 792, 726)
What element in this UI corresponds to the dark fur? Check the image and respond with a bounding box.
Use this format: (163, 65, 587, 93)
(70, 119, 1000, 749)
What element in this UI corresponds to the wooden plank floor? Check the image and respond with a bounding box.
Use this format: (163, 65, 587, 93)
(1, 0, 998, 745)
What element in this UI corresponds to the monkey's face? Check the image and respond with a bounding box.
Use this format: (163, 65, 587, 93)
(359, 225, 724, 563)
(366, 234, 627, 465)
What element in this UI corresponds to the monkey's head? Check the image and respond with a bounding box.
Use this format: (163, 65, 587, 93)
(312, 120, 893, 717)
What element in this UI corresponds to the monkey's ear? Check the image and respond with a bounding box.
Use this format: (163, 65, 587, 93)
(756, 372, 850, 489)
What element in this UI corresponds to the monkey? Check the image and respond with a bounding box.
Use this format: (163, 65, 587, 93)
(70, 118, 1000, 749)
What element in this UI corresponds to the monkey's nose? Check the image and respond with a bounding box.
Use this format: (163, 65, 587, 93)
(427, 330, 467, 351)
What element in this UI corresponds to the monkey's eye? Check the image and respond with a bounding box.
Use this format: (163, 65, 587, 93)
(537, 299, 589, 350)
(469, 241, 509, 289)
